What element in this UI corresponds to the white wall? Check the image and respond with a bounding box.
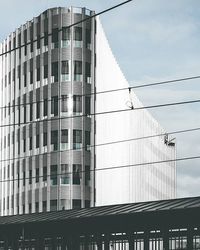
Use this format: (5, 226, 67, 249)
(95, 17, 176, 206)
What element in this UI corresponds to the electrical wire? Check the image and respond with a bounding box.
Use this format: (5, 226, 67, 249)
(1, 98, 200, 128)
(0, 125, 199, 164)
(92, 75, 200, 96)
(0, 75, 200, 110)
(0, 0, 133, 57)
(0, 155, 199, 184)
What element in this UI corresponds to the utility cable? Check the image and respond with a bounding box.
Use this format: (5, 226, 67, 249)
(0, 126, 199, 163)
(1, 98, 200, 128)
(0, 0, 132, 57)
(0, 75, 200, 110)
(0, 155, 199, 184)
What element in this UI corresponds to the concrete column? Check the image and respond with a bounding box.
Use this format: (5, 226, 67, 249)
(144, 231, 149, 250)
(104, 234, 110, 250)
(187, 227, 193, 249)
(128, 233, 135, 250)
(163, 229, 169, 250)
(97, 239, 103, 250)
(51, 236, 57, 250)
(12, 237, 19, 250)
(61, 237, 66, 250)
(71, 235, 80, 250)
(96, 233, 102, 250)
(36, 234, 44, 250)
(84, 235, 89, 250)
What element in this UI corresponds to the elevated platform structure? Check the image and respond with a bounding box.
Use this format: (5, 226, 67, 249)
(0, 196, 200, 249)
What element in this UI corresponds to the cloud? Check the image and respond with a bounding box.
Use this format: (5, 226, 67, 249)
(178, 174, 200, 197)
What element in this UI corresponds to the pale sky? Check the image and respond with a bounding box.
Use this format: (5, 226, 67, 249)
(0, 0, 200, 198)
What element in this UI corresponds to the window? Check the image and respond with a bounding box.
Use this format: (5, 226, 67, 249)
(51, 96, 58, 116)
(85, 200, 90, 208)
(24, 45, 27, 56)
(23, 166, 25, 186)
(62, 27, 70, 47)
(50, 165, 57, 185)
(73, 95, 82, 114)
(72, 199, 81, 209)
(43, 167, 47, 182)
(61, 130, 68, 150)
(86, 29, 91, 49)
(73, 164, 81, 185)
(4, 136, 6, 149)
(30, 103, 33, 121)
(85, 62, 91, 83)
(29, 203, 32, 213)
(12, 68, 15, 82)
(18, 33, 21, 47)
(12, 100, 15, 113)
(29, 170, 32, 184)
(36, 168, 39, 183)
(85, 166, 90, 186)
(35, 202, 39, 213)
(24, 105, 26, 123)
(24, 30, 27, 56)
(85, 97, 90, 116)
(37, 35, 40, 49)
(43, 132, 47, 146)
(74, 61, 82, 81)
(30, 41, 33, 53)
(44, 65, 48, 79)
(85, 131, 90, 151)
(74, 27, 82, 47)
(23, 138, 26, 152)
(18, 97, 20, 125)
(50, 200, 57, 211)
(52, 28, 59, 48)
(24, 29, 27, 44)
(44, 32, 48, 46)
(61, 164, 70, 184)
(51, 130, 58, 151)
(13, 37, 16, 49)
(36, 68, 40, 82)
(23, 62, 27, 87)
(44, 99, 48, 116)
(17, 65, 21, 88)
(61, 95, 69, 113)
(12, 131, 14, 145)
(61, 61, 69, 81)
(51, 62, 58, 82)
(7, 133, 10, 147)
(29, 136, 32, 150)
(43, 201, 47, 212)
(30, 71, 33, 84)
(36, 102, 40, 119)
(73, 130, 82, 149)
(17, 129, 20, 155)
(17, 65, 21, 78)
(36, 134, 39, 148)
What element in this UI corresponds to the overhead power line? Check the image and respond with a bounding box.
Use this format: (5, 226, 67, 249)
(0, 75, 199, 110)
(0, 155, 199, 184)
(0, 0, 132, 57)
(93, 75, 200, 96)
(0, 125, 199, 163)
(1, 98, 200, 128)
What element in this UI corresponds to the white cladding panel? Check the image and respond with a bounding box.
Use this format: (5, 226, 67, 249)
(95, 18, 176, 206)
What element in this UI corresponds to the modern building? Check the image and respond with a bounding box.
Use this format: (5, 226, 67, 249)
(0, 6, 176, 216)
